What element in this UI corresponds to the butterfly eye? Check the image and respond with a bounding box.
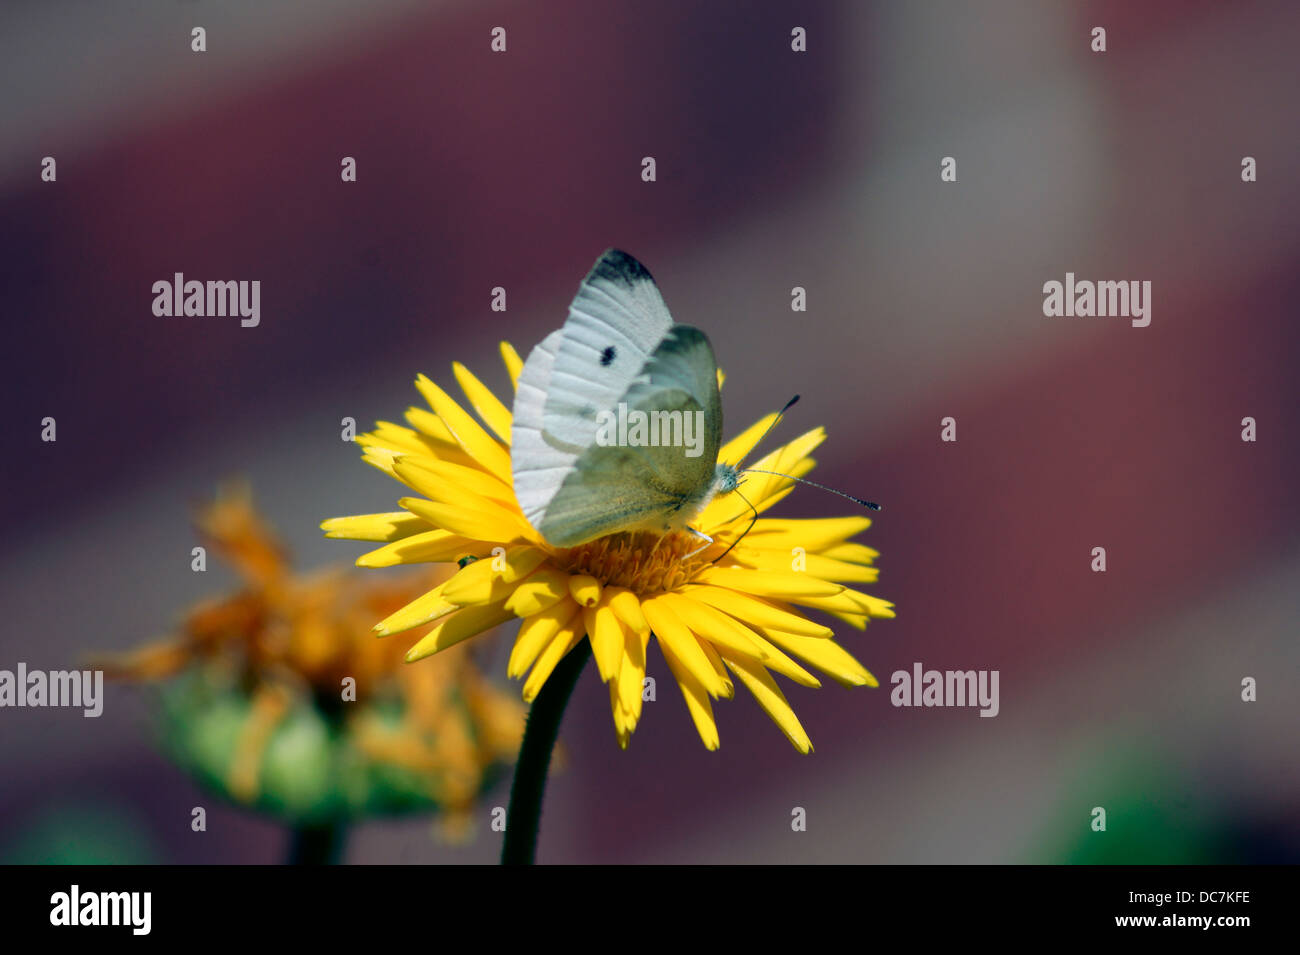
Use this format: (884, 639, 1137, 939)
(600, 346, 616, 366)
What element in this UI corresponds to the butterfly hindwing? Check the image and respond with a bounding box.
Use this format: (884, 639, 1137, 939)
(535, 442, 687, 546)
(623, 323, 723, 469)
(535, 325, 723, 547)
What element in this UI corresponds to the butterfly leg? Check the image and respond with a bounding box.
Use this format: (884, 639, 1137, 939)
(681, 526, 715, 560)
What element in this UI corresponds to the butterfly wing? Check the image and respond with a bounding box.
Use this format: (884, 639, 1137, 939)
(540, 249, 673, 451)
(510, 329, 578, 534)
(535, 325, 724, 547)
(622, 323, 723, 465)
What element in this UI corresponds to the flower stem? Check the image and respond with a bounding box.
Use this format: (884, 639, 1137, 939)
(501, 638, 592, 865)
(288, 822, 346, 865)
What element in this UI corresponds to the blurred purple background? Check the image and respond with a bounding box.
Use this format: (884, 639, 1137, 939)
(1, 0, 1297, 863)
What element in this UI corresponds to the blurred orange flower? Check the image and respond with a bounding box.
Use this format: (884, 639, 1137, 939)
(95, 483, 524, 837)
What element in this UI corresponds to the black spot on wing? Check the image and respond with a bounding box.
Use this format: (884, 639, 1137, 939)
(588, 248, 656, 289)
(600, 345, 617, 366)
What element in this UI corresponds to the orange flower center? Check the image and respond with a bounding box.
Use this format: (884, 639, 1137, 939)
(556, 530, 715, 595)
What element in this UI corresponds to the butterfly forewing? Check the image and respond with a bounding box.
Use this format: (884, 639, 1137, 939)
(541, 249, 673, 451)
(510, 329, 578, 533)
(510, 250, 728, 548)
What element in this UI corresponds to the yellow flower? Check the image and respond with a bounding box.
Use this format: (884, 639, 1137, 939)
(97, 484, 525, 834)
(324, 343, 894, 752)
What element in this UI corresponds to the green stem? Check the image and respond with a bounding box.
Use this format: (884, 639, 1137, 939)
(288, 822, 346, 865)
(501, 638, 592, 865)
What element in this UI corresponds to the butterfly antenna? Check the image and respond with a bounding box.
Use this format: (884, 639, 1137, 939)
(710, 487, 760, 564)
(764, 394, 801, 442)
(740, 469, 882, 511)
(737, 394, 800, 468)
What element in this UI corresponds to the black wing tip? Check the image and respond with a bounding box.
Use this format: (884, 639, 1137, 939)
(589, 248, 656, 288)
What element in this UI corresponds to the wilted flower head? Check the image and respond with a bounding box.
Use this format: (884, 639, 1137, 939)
(97, 484, 524, 834)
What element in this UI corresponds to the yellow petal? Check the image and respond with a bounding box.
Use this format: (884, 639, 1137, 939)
(440, 547, 547, 606)
(699, 448, 819, 526)
(504, 565, 572, 616)
(656, 638, 720, 751)
(759, 628, 878, 688)
(694, 565, 845, 599)
(840, 589, 896, 618)
(356, 529, 476, 568)
(402, 407, 472, 455)
(728, 547, 880, 584)
(722, 653, 813, 754)
(362, 421, 441, 457)
(453, 361, 513, 445)
(397, 456, 516, 507)
(391, 458, 509, 514)
(718, 412, 779, 466)
(665, 594, 820, 687)
(406, 602, 514, 662)
(694, 638, 735, 699)
(825, 610, 870, 631)
(700, 480, 798, 530)
(382, 417, 481, 476)
(585, 600, 625, 684)
(610, 680, 631, 749)
(413, 374, 513, 481)
(745, 517, 874, 550)
(508, 598, 580, 678)
(641, 596, 727, 698)
(766, 426, 828, 466)
(655, 592, 769, 663)
(399, 496, 528, 544)
(783, 590, 879, 617)
(500, 341, 524, 390)
(522, 628, 586, 703)
(360, 446, 402, 481)
(320, 511, 426, 542)
(616, 627, 650, 729)
(568, 574, 602, 608)
(607, 586, 650, 635)
(820, 541, 880, 564)
(373, 584, 459, 637)
(681, 585, 833, 638)
(727, 427, 826, 505)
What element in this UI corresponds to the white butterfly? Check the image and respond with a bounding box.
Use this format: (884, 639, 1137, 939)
(511, 249, 741, 550)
